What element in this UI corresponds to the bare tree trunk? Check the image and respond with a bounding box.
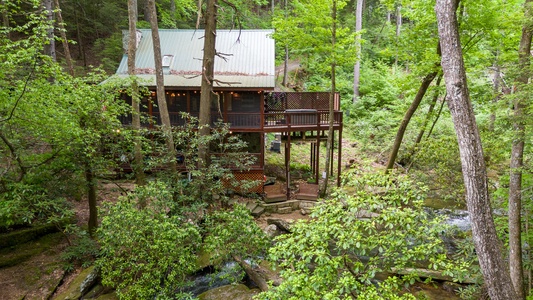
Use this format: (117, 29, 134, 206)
(385, 70, 437, 172)
(148, 0, 177, 171)
(53, 0, 74, 76)
(394, 4, 402, 68)
(353, 0, 363, 103)
(128, 0, 146, 186)
(198, 0, 217, 169)
(436, 1, 518, 299)
(43, 0, 56, 61)
(508, 1, 532, 298)
(319, 0, 336, 198)
(170, 0, 176, 25)
(282, 0, 289, 87)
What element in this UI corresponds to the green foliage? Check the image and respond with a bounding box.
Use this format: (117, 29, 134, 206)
(256, 171, 469, 299)
(61, 226, 99, 271)
(97, 182, 202, 300)
(204, 203, 269, 264)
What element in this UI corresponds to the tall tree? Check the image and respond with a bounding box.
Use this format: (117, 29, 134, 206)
(128, 0, 146, 186)
(319, 0, 337, 197)
(42, 0, 55, 60)
(53, 0, 74, 76)
(385, 69, 437, 172)
(353, 0, 363, 103)
(147, 0, 177, 171)
(508, 0, 532, 298)
(198, 0, 217, 169)
(435, 0, 518, 299)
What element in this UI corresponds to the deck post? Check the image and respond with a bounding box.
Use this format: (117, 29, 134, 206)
(315, 130, 320, 184)
(337, 121, 342, 187)
(285, 132, 291, 199)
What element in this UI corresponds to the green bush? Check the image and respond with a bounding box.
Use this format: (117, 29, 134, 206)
(256, 171, 470, 300)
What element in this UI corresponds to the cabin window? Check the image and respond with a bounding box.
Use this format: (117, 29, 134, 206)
(231, 92, 260, 112)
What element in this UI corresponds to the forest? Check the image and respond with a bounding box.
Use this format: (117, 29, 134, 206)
(1, 0, 533, 299)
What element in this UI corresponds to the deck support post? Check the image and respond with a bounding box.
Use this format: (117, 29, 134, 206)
(285, 132, 291, 199)
(337, 123, 342, 187)
(315, 132, 320, 184)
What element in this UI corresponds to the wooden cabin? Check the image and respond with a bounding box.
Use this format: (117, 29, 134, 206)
(115, 29, 343, 196)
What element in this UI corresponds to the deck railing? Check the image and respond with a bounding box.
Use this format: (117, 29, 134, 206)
(120, 110, 342, 129)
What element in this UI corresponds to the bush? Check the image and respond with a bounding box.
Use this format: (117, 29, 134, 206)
(256, 171, 470, 300)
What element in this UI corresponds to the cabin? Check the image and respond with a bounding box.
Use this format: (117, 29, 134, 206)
(115, 29, 343, 199)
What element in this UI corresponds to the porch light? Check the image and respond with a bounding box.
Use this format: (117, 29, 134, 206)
(171, 93, 175, 97)
(151, 91, 156, 97)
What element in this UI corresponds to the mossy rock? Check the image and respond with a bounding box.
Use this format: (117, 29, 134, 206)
(0, 217, 74, 248)
(0, 232, 64, 268)
(198, 284, 259, 300)
(54, 266, 96, 300)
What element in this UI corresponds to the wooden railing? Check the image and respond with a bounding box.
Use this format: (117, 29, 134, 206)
(120, 110, 342, 129)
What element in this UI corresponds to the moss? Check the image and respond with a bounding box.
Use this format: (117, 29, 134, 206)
(0, 232, 64, 268)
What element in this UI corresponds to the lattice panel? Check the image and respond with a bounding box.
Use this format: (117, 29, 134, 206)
(265, 92, 339, 111)
(223, 170, 265, 193)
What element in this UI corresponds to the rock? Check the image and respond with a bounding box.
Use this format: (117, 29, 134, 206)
(267, 218, 292, 233)
(80, 267, 100, 296)
(264, 224, 280, 238)
(300, 208, 307, 215)
(54, 266, 97, 300)
(198, 284, 259, 300)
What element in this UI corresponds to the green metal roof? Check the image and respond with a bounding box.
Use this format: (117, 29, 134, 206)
(116, 29, 275, 89)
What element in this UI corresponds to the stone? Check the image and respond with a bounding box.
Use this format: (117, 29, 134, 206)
(197, 284, 259, 300)
(267, 218, 292, 233)
(264, 224, 279, 238)
(277, 207, 292, 214)
(54, 266, 96, 300)
(251, 205, 265, 217)
(80, 267, 100, 296)
(300, 208, 307, 215)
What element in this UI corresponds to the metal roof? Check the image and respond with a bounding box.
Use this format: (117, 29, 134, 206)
(116, 29, 275, 89)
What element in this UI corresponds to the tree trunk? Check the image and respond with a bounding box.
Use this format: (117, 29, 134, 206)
(198, 0, 217, 170)
(508, 1, 532, 298)
(319, 0, 336, 198)
(435, 1, 518, 299)
(282, 0, 288, 87)
(43, 0, 56, 61)
(85, 161, 97, 237)
(385, 70, 437, 172)
(128, 0, 146, 186)
(2, 0, 10, 39)
(74, 9, 86, 67)
(353, 0, 363, 103)
(170, 0, 176, 25)
(53, 0, 74, 76)
(488, 56, 501, 132)
(394, 4, 401, 68)
(148, 0, 177, 171)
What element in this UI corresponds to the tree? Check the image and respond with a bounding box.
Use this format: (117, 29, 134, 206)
(508, 0, 532, 298)
(127, 0, 146, 186)
(42, 0, 55, 60)
(435, 0, 518, 299)
(353, 0, 363, 103)
(147, 0, 177, 171)
(319, 0, 338, 197)
(198, 0, 218, 170)
(53, 0, 74, 76)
